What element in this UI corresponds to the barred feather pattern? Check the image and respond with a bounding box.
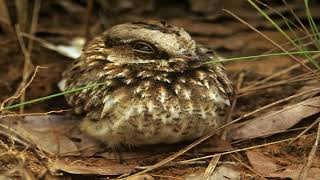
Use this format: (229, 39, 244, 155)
(62, 22, 233, 147)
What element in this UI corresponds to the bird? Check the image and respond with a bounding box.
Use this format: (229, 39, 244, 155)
(61, 21, 234, 148)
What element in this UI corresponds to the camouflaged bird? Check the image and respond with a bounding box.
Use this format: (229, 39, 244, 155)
(61, 21, 234, 147)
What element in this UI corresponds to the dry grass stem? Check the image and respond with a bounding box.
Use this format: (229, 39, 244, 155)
(238, 74, 317, 96)
(178, 133, 315, 164)
(232, 126, 308, 145)
(224, 9, 319, 79)
(230, 154, 267, 180)
(297, 117, 320, 180)
(19, 0, 41, 114)
(226, 72, 244, 121)
(0, 66, 44, 110)
(203, 155, 220, 180)
(85, 0, 93, 42)
(0, 109, 71, 119)
(241, 54, 320, 91)
(281, 0, 313, 41)
(290, 116, 320, 144)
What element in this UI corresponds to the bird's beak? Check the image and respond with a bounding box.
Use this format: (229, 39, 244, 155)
(174, 52, 199, 62)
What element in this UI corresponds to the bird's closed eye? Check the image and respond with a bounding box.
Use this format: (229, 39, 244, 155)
(133, 42, 155, 54)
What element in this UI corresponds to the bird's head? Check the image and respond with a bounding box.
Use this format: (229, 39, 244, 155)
(83, 21, 217, 72)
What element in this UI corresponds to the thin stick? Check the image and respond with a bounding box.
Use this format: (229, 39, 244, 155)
(232, 126, 308, 145)
(0, 109, 71, 119)
(238, 75, 317, 96)
(203, 155, 220, 180)
(179, 133, 314, 164)
(226, 72, 244, 122)
(240, 54, 320, 92)
(298, 117, 320, 180)
(1, 66, 43, 110)
(289, 117, 320, 144)
(19, 0, 41, 114)
(85, 0, 93, 43)
(231, 154, 267, 180)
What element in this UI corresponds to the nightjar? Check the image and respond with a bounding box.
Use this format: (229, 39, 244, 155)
(61, 21, 234, 147)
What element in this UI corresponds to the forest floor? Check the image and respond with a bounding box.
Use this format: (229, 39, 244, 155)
(0, 1, 319, 179)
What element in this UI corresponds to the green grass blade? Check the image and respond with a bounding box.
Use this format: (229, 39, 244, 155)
(247, 0, 320, 69)
(1, 82, 107, 111)
(205, 50, 320, 64)
(304, 0, 320, 48)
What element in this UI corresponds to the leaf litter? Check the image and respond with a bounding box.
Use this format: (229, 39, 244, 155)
(1, 0, 320, 179)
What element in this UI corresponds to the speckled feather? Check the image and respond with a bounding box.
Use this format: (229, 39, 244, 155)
(62, 21, 234, 147)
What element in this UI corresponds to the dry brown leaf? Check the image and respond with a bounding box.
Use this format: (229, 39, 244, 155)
(247, 149, 320, 179)
(229, 96, 320, 140)
(0, 115, 101, 156)
(269, 165, 320, 180)
(185, 165, 241, 180)
(246, 149, 278, 176)
(49, 158, 135, 176)
(17, 115, 80, 155)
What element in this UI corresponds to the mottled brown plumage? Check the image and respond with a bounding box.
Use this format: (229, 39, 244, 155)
(61, 21, 233, 147)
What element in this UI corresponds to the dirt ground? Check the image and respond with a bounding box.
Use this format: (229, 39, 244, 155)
(0, 0, 319, 179)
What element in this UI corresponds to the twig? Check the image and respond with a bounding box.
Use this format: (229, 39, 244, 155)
(0, 109, 71, 119)
(19, 0, 41, 114)
(85, 0, 93, 43)
(203, 155, 220, 180)
(1, 66, 44, 110)
(178, 133, 315, 163)
(238, 73, 318, 96)
(290, 116, 320, 144)
(282, 0, 313, 42)
(226, 72, 244, 122)
(298, 117, 320, 180)
(241, 54, 320, 92)
(230, 154, 267, 180)
(232, 126, 308, 145)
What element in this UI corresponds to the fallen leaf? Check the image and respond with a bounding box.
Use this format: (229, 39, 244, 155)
(246, 149, 279, 176)
(269, 165, 320, 180)
(247, 149, 320, 180)
(229, 96, 320, 140)
(49, 158, 135, 176)
(0, 115, 101, 156)
(185, 165, 241, 180)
